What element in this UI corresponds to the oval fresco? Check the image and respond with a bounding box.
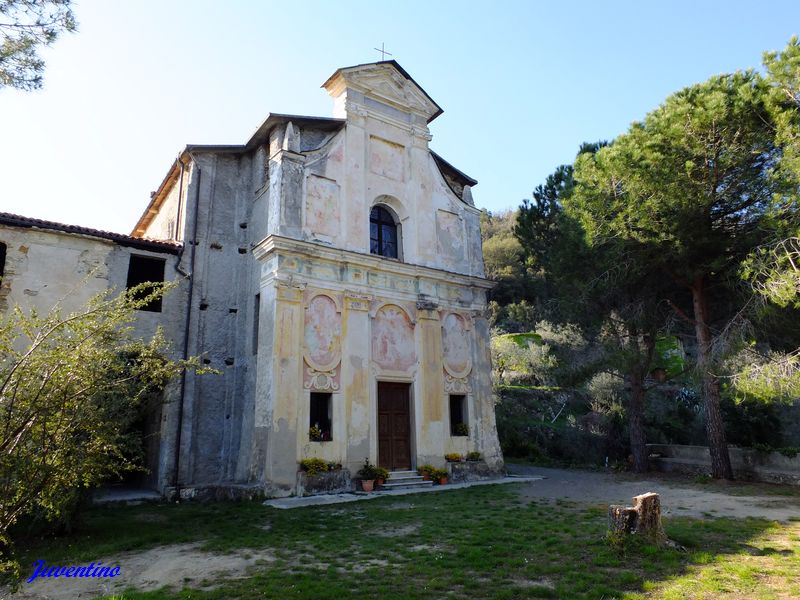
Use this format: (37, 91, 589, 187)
(442, 312, 471, 377)
(304, 294, 341, 370)
(372, 304, 415, 372)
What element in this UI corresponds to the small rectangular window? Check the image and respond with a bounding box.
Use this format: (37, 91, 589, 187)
(252, 293, 260, 355)
(126, 255, 166, 312)
(310, 392, 332, 441)
(450, 394, 468, 436)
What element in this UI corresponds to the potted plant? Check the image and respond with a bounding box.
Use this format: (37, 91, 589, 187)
(445, 453, 463, 462)
(308, 424, 323, 442)
(432, 468, 448, 485)
(466, 451, 481, 461)
(375, 466, 389, 486)
(357, 458, 379, 492)
(453, 423, 469, 437)
(417, 464, 435, 480)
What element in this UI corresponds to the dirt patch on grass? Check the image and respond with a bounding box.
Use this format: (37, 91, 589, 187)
(373, 524, 419, 538)
(512, 576, 555, 589)
(387, 502, 417, 510)
(509, 465, 800, 521)
(342, 558, 389, 573)
(10, 543, 275, 599)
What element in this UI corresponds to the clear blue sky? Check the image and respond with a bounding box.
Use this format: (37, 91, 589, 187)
(1, 0, 798, 234)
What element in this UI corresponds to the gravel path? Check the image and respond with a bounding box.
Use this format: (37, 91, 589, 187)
(508, 464, 800, 521)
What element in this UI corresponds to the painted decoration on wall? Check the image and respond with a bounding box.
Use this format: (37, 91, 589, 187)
(305, 175, 340, 238)
(304, 294, 341, 371)
(303, 366, 340, 391)
(369, 136, 405, 182)
(436, 210, 464, 257)
(372, 304, 415, 372)
(442, 312, 471, 378)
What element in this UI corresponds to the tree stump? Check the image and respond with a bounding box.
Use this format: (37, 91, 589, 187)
(608, 492, 667, 545)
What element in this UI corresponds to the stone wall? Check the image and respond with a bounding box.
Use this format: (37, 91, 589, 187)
(648, 444, 800, 485)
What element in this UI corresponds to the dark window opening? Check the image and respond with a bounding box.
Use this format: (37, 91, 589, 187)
(310, 392, 332, 441)
(0, 242, 6, 280)
(252, 293, 260, 355)
(369, 205, 398, 259)
(450, 394, 468, 436)
(126, 255, 166, 312)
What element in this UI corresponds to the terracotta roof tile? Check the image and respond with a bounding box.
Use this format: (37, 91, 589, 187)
(0, 212, 182, 255)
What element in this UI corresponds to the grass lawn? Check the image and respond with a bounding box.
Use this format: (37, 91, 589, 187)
(12, 483, 800, 599)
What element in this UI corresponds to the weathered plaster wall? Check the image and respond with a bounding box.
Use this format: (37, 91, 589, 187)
(141, 170, 188, 242)
(171, 152, 268, 488)
(0, 228, 116, 314)
(0, 224, 190, 491)
(0, 226, 186, 343)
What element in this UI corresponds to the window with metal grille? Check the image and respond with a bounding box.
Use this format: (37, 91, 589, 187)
(369, 205, 398, 259)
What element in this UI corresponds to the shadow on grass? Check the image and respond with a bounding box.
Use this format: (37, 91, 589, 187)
(10, 484, 797, 599)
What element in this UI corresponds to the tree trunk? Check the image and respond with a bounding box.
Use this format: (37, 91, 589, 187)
(628, 371, 648, 473)
(632, 492, 667, 544)
(608, 492, 667, 545)
(627, 328, 655, 474)
(691, 276, 734, 480)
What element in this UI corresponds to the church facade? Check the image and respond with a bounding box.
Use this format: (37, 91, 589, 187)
(0, 61, 503, 497)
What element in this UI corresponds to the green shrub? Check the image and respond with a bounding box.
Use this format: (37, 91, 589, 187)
(299, 458, 329, 478)
(0, 284, 197, 576)
(720, 395, 782, 448)
(779, 447, 800, 458)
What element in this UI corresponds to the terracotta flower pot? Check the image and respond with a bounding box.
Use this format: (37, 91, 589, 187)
(376, 478, 385, 486)
(438, 477, 448, 485)
(361, 479, 375, 492)
(422, 473, 430, 480)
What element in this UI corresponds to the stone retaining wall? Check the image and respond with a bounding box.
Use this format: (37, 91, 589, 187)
(296, 469, 354, 496)
(648, 444, 800, 485)
(446, 461, 505, 484)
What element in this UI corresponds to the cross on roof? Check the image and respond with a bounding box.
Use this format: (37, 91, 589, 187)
(374, 43, 393, 61)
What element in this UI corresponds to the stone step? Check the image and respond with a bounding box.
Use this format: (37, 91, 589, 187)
(387, 470, 423, 481)
(378, 479, 434, 491)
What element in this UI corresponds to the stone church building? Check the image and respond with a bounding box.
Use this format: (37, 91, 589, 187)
(0, 61, 503, 497)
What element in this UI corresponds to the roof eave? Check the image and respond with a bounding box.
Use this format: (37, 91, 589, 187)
(0, 212, 182, 255)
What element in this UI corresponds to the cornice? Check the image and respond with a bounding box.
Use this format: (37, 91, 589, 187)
(253, 235, 494, 290)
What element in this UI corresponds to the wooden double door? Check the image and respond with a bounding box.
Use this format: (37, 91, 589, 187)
(377, 382, 411, 470)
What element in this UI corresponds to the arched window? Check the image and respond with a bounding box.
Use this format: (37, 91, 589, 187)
(370, 205, 398, 259)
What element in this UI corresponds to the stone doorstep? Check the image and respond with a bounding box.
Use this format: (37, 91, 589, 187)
(379, 480, 433, 491)
(377, 469, 432, 491)
(387, 470, 422, 480)
(377, 471, 433, 490)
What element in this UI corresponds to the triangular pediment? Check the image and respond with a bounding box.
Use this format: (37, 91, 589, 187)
(323, 61, 443, 123)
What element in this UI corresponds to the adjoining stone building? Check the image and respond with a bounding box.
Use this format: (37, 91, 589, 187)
(0, 61, 504, 497)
